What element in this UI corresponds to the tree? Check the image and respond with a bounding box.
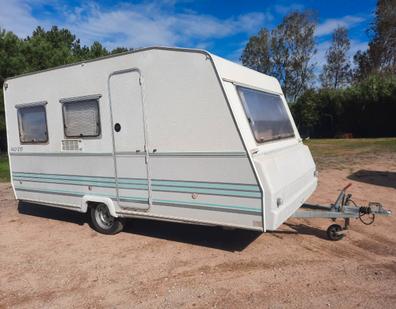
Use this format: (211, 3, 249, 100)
(0, 28, 26, 85)
(22, 26, 80, 71)
(88, 41, 109, 59)
(0, 28, 26, 150)
(320, 26, 352, 89)
(111, 47, 130, 54)
(271, 11, 317, 102)
(354, 0, 396, 79)
(241, 11, 317, 102)
(240, 29, 272, 74)
(353, 50, 373, 81)
(368, 0, 396, 73)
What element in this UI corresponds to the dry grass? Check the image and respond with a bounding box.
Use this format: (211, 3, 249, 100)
(305, 138, 396, 170)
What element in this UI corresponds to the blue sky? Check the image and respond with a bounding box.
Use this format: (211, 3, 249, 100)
(0, 0, 376, 68)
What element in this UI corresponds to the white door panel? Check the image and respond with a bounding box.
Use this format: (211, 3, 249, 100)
(109, 70, 149, 210)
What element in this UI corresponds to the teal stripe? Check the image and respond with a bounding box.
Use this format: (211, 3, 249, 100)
(13, 173, 137, 184)
(154, 198, 260, 213)
(151, 179, 259, 192)
(152, 185, 260, 198)
(12, 172, 261, 197)
(10, 151, 247, 157)
(13, 172, 259, 191)
(14, 186, 261, 214)
(13, 176, 148, 189)
(13, 176, 260, 198)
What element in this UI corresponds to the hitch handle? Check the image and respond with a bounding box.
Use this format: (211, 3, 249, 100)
(342, 183, 352, 191)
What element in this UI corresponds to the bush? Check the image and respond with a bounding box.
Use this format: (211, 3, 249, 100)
(291, 74, 396, 138)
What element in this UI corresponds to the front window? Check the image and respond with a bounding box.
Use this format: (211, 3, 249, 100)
(237, 86, 294, 143)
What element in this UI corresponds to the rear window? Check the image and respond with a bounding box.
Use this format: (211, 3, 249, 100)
(17, 105, 48, 143)
(237, 86, 294, 143)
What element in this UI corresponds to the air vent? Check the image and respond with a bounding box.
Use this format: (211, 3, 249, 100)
(61, 139, 83, 151)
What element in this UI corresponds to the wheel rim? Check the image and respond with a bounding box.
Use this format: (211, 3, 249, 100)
(95, 204, 114, 230)
(330, 228, 339, 238)
(328, 224, 343, 240)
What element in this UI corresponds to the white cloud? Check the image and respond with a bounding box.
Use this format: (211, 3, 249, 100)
(0, 0, 369, 67)
(63, 3, 272, 49)
(316, 15, 365, 37)
(0, 0, 41, 37)
(274, 3, 304, 15)
(0, 0, 272, 51)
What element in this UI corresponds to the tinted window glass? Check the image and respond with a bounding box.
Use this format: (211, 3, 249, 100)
(17, 105, 48, 143)
(237, 86, 294, 143)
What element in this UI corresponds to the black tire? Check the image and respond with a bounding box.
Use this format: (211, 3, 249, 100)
(90, 203, 124, 235)
(326, 224, 344, 241)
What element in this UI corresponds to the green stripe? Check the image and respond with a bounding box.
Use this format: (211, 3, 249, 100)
(14, 186, 261, 214)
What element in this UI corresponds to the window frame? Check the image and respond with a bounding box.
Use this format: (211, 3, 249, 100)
(16, 102, 49, 144)
(236, 85, 295, 144)
(60, 94, 102, 139)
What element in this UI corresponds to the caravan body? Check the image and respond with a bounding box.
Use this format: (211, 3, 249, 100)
(3, 47, 317, 232)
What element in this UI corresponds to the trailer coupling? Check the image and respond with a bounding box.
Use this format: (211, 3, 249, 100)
(292, 183, 392, 241)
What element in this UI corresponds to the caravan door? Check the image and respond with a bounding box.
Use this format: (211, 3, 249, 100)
(109, 69, 150, 210)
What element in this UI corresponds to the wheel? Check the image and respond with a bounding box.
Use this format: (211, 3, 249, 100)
(90, 203, 124, 235)
(326, 224, 344, 241)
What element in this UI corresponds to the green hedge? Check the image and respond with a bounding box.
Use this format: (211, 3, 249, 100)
(291, 74, 396, 138)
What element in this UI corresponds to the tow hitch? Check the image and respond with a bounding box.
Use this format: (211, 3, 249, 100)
(292, 183, 392, 241)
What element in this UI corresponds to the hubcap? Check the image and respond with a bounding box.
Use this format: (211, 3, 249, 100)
(95, 204, 114, 229)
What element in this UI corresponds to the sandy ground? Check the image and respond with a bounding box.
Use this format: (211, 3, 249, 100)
(0, 154, 395, 308)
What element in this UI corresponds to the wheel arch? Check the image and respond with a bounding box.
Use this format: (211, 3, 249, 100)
(81, 195, 118, 217)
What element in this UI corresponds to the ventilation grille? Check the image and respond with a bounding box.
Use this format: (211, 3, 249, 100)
(61, 139, 82, 151)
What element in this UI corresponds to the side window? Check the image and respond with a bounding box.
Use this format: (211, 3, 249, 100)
(17, 104, 48, 143)
(62, 97, 101, 138)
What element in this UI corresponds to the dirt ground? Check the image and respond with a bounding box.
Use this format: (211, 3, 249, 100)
(0, 153, 395, 308)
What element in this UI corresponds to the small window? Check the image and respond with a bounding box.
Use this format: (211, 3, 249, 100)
(62, 98, 101, 138)
(17, 105, 48, 143)
(237, 86, 295, 143)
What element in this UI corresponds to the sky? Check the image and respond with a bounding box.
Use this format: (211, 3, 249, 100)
(0, 0, 376, 69)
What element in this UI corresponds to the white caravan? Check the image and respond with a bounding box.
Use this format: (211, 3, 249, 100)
(3, 47, 317, 234)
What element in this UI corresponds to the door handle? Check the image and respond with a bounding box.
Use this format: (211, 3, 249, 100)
(114, 123, 121, 132)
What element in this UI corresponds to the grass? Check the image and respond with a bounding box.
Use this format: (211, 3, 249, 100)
(0, 153, 10, 182)
(0, 138, 395, 182)
(305, 137, 396, 170)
